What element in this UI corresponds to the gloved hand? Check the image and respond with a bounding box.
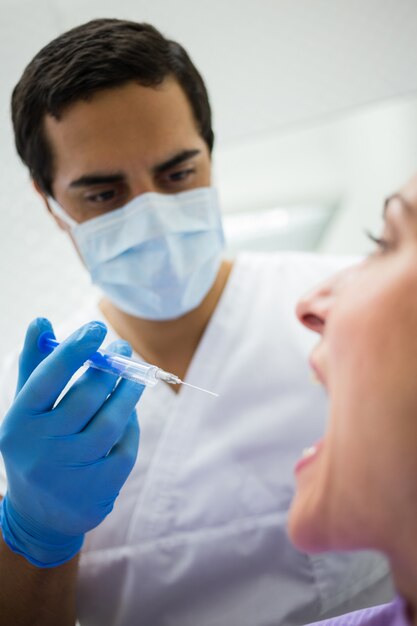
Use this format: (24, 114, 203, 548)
(0, 318, 144, 567)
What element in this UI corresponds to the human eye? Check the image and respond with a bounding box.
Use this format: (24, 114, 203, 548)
(168, 168, 195, 181)
(158, 167, 196, 190)
(82, 184, 129, 214)
(85, 189, 116, 203)
(365, 229, 395, 255)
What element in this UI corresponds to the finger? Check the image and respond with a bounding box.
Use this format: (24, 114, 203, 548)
(77, 378, 144, 461)
(16, 318, 55, 397)
(103, 411, 140, 489)
(53, 340, 134, 435)
(18, 321, 108, 413)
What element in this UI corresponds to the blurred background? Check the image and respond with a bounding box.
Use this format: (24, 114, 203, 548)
(2, 0, 417, 353)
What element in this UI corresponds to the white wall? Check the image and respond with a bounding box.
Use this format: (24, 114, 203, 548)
(216, 95, 417, 254)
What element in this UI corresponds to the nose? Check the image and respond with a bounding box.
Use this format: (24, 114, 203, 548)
(296, 275, 335, 335)
(297, 263, 360, 334)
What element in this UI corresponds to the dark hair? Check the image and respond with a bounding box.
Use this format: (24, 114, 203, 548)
(11, 19, 214, 196)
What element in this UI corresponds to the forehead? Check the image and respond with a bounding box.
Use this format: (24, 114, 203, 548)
(44, 78, 204, 182)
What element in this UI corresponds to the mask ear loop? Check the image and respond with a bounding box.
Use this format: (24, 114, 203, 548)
(48, 197, 78, 229)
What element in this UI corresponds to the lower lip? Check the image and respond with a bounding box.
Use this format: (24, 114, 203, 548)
(294, 440, 323, 475)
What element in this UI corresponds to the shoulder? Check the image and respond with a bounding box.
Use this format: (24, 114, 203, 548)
(232, 251, 359, 303)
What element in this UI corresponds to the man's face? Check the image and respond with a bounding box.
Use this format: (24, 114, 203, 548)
(43, 78, 212, 223)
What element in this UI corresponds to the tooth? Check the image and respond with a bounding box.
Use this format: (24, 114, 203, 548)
(302, 446, 317, 459)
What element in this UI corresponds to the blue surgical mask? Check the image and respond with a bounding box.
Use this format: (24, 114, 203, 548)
(49, 187, 225, 320)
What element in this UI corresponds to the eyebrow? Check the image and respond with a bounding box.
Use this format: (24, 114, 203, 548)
(68, 149, 201, 189)
(69, 173, 124, 188)
(153, 149, 201, 174)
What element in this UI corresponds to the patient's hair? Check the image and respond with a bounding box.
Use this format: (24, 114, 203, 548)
(11, 18, 214, 196)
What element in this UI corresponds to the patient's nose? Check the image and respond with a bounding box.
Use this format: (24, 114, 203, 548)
(296, 277, 335, 335)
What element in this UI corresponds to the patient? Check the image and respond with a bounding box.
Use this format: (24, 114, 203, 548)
(289, 173, 417, 625)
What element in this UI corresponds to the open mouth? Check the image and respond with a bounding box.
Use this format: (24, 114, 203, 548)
(294, 439, 324, 475)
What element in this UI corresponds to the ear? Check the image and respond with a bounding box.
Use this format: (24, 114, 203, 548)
(32, 179, 69, 232)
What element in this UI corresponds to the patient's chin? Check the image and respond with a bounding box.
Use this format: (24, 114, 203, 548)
(288, 492, 332, 554)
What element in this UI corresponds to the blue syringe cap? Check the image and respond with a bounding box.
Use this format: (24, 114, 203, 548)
(37, 331, 57, 353)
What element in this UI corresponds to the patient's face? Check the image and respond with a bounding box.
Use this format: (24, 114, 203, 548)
(289, 174, 417, 556)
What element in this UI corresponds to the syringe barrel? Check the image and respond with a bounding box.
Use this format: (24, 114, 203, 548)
(92, 351, 159, 386)
(37, 332, 159, 387)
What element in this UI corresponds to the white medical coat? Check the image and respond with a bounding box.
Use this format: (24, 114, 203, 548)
(0, 252, 393, 626)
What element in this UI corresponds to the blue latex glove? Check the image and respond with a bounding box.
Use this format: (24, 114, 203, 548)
(0, 318, 144, 567)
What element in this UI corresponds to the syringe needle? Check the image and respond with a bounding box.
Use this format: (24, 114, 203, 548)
(179, 381, 219, 397)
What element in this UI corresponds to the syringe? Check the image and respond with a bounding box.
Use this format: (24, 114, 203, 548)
(37, 332, 218, 397)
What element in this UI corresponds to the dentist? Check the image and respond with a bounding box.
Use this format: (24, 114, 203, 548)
(0, 18, 393, 626)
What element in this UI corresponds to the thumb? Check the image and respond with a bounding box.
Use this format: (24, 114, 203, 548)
(15, 318, 55, 397)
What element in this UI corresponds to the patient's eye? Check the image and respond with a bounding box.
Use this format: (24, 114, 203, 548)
(365, 229, 397, 256)
(366, 231, 389, 251)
